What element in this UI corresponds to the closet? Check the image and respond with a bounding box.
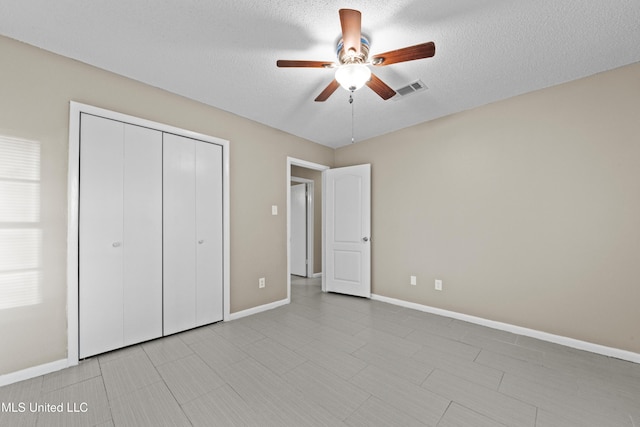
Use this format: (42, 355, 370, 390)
(78, 113, 224, 358)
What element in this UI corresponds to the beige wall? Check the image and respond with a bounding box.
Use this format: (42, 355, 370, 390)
(0, 35, 333, 375)
(291, 166, 323, 275)
(335, 62, 640, 353)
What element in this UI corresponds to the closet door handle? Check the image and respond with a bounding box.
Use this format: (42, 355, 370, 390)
(198, 240, 204, 244)
(112, 242, 121, 248)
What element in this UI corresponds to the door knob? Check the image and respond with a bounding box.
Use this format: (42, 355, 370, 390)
(362, 237, 369, 242)
(198, 240, 204, 244)
(112, 242, 121, 247)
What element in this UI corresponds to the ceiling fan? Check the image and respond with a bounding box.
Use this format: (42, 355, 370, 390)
(276, 8, 436, 102)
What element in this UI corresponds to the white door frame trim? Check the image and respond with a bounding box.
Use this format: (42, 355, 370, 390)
(286, 157, 330, 300)
(67, 101, 230, 367)
(290, 177, 314, 278)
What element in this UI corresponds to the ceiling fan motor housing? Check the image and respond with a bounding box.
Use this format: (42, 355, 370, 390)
(337, 36, 370, 64)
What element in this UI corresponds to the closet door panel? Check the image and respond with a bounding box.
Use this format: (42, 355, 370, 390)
(123, 124, 163, 345)
(163, 133, 197, 335)
(195, 141, 223, 326)
(79, 114, 125, 358)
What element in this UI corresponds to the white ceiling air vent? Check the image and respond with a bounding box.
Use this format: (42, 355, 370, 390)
(393, 79, 427, 100)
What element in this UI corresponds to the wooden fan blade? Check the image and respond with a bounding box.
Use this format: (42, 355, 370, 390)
(366, 73, 396, 100)
(315, 79, 340, 102)
(372, 41, 436, 66)
(277, 60, 334, 68)
(339, 9, 362, 55)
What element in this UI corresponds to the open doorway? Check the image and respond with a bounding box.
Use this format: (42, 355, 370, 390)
(286, 157, 329, 301)
(290, 178, 313, 278)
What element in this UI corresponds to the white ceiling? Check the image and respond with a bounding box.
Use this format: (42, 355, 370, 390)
(1, 0, 639, 148)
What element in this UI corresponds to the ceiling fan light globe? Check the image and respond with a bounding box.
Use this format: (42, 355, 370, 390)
(335, 64, 371, 92)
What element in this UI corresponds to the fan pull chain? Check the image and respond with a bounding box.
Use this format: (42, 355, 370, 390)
(349, 91, 355, 143)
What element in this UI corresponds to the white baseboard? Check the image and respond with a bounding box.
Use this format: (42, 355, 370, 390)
(0, 359, 69, 387)
(227, 297, 290, 321)
(312, 273, 323, 278)
(371, 293, 640, 364)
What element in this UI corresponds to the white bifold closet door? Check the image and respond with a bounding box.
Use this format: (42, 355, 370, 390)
(163, 133, 223, 335)
(79, 114, 163, 358)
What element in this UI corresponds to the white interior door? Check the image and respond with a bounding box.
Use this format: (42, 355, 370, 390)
(79, 114, 162, 358)
(163, 134, 223, 334)
(122, 124, 163, 346)
(195, 140, 223, 326)
(79, 114, 125, 358)
(324, 164, 371, 298)
(290, 183, 307, 276)
(163, 133, 197, 335)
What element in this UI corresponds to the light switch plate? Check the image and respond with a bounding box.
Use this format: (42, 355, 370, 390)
(271, 205, 278, 215)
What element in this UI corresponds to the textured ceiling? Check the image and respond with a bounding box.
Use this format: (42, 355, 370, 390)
(1, 0, 639, 148)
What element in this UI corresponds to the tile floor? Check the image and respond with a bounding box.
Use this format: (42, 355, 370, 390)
(1, 277, 639, 426)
